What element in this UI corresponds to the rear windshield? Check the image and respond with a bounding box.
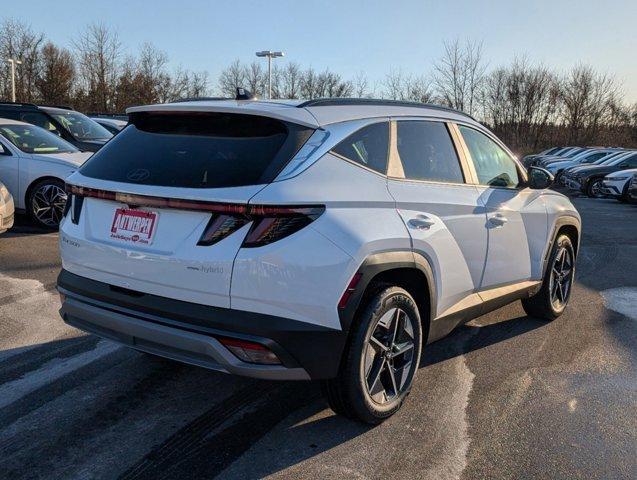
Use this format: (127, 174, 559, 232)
(79, 112, 314, 188)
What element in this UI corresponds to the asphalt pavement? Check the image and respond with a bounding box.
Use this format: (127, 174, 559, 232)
(0, 194, 635, 480)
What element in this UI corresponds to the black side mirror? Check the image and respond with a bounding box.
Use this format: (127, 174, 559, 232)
(528, 166, 554, 189)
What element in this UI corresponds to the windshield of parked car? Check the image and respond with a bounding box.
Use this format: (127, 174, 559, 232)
(0, 124, 79, 154)
(607, 153, 636, 166)
(563, 148, 584, 158)
(49, 111, 113, 141)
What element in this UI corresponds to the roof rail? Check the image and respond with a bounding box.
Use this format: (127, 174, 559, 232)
(172, 96, 232, 103)
(296, 98, 475, 120)
(0, 102, 38, 108)
(38, 104, 73, 110)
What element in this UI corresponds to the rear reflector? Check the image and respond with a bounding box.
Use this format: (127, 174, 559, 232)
(338, 272, 363, 309)
(217, 337, 281, 365)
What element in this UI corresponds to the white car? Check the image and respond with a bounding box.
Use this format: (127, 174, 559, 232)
(602, 168, 637, 202)
(0, 119, 92, 229)
(57, 97, 580, 423)
(0, 181, 14, 234)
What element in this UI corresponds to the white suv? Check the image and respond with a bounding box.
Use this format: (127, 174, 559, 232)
(57, 98, 581, 423)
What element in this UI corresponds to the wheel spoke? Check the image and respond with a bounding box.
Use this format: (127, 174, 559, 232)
(370, 335, 389, 352)
(387, 364, 399, 396)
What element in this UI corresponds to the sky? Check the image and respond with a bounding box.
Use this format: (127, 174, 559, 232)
(3, 0, 637, 101)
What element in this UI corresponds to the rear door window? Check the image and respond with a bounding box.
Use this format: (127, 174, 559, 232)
(331, 122, 389, 174)
(79, 112, 314, 188)
(395, 121, 465, 183)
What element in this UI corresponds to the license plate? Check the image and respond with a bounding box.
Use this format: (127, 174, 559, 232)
(110, 208, 158, 245)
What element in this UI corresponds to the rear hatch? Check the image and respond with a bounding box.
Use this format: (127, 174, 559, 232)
(62, 110, 315, 308)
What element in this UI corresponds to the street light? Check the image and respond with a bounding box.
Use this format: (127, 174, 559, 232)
(7, 58, 22, 103)
(255, 50, 284, 100)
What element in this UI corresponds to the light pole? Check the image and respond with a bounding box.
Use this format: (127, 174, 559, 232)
(255, 51, 284, 99)
(7, 58, 22, 103)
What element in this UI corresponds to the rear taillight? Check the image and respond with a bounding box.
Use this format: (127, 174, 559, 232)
(217, 337, 281, 365)
(197, 204, 323, 248)
(67, 184, 324, 248)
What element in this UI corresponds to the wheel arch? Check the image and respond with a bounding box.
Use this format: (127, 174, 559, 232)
(339, 250, 436, 345)
(542, 216, 581, 278)
(24, 175, 66, 208)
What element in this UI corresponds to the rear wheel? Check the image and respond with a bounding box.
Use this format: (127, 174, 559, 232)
(587, 178, 604, 198)
(522, 234, 575, 320)
(323, 286, 422, 424)
(28, 178, 67, 230)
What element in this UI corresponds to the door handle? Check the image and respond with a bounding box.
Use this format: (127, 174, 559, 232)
(488, 214, 508, 227)
(408, 217, 435, 230)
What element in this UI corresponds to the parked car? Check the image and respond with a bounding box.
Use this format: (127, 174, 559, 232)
(90, 117, 127, 135)
(565, 151, 637, 197)
(522, 146, 563, 167)
(561, 151, 631, 187)
(628, 174, 637, 202)
(0, 180, 14, 234)
(601, 168, 637, 202)
(545, 149, 621, 182)
(0, 119, 92, 229)
(0, 103, 112, 152)
(530, 147, 589, 167)
(57, 98, 580, 424)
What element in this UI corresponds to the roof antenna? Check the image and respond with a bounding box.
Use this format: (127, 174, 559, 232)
(235, 87, 256, 101)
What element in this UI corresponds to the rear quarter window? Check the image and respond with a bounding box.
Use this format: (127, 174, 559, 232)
(79, 112, 314, 188)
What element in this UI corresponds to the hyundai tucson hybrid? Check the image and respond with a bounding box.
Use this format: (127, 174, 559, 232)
(57, 98, 580, 423)
(0, 103, 112, 152)
(0, 119, 92, 228)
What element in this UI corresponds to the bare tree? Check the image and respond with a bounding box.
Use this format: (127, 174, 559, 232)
(244, 61, 266, 97)
(382, 69, 433, 103)
(73, 23, 122, 112)
(0, 19, 44, 102)
(353, 71, 370, 98)
(560, 64, 619, 144)
(217, 59, 246, 97)
(36, 42, 75, 105)
(433, 39, 486, 115)
(279, 62, 302, 99)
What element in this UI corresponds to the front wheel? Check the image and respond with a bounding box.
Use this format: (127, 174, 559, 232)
(28, 178, 67, 230)
(522, 234, 575, 320)
(587, 178, 604, 198)
(323, 286, 423, 424)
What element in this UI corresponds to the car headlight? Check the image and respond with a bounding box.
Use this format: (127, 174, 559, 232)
(610, 176, 628, 181)
(0, 184, 10, 202)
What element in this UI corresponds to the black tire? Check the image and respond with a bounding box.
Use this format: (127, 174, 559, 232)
(322, 286, 423, 424)
(586, 178, 604, 198)
(522, 234, 575, 320)
(618, 182, 630, 203)
(27, 178, 67, 230)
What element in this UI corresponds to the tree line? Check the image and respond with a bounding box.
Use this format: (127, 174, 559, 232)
(1, 19, 636, 154)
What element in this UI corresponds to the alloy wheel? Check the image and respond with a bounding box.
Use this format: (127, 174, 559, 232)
(32, 183, 67, 227)
(590, 180, 604, 198)
(549, 246, 573, 309)
(363, 307, 416, 404)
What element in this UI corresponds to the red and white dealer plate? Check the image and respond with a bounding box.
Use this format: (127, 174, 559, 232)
(110, 208, 158, 245)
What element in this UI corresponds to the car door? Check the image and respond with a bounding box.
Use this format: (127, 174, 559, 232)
(386, 119, 489, 318)
(456, 124, 548, 290)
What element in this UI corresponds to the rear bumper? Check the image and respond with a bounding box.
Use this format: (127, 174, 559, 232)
(57, 270, 347, 380)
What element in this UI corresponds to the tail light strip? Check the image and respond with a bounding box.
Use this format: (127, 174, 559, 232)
(66, 184, 324, 248)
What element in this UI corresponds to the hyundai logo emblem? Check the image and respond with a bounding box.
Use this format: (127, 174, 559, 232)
(126, 169, 151, 182)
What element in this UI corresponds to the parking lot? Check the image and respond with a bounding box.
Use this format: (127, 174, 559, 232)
(0, 192, 636, 480)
